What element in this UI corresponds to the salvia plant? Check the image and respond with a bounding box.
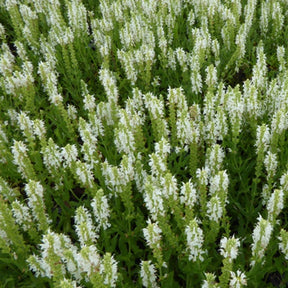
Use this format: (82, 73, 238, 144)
(1, 0, 288, 287)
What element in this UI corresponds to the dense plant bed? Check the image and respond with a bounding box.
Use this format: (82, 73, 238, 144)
(1, 0, 288, 287)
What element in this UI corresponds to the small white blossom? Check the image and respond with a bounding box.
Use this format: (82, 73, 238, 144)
(205, 64, 217, 88)
(75, 161, 94, 188)
(144, 178, 165, 221)
(25, 180, 51, 230)
(11, 140, 35, 179)
(61, 144, 78, 168)
(219, 236, 240, 262)
(255, 124, 270, 155)
(100, 253, 118, 287)
(140, 260, 158, 288)
(251, 43, 267, 90)
(60, 278, 82, 288)
(264, 151, 278, 179)
(229, 270, 247, 287)
(267, 189, 284, 222)
(114, 125, 135, 155)
(17, 111, 35, 141)
(67, 104, 78, 120)
(41, 138, 62, 173)
(143, 219, 162, 249)
(83, 93, 96, 112)
(185, 218, 206, 262)
(209, 170, 229, 201)
(11, 200, 33, 231)
(202, 273, 219, 288)
(74, 206, 97, 247)
(280, 171, 288, 192)
(33, 119, 46, 140)
(149, 153, 167, 177)
(205, 144, 225, 176)
(77, 245, 100, 277)
(207, 195, 223, 222)
(91, 189, 111, 230)
(278, 229, 288, 260)
(180, 179, 197, 208)
(99, 68, 118, 104)
(251, 215, 273, 266)
(0, 177, 19, 201)
(161, 172, 178, 201)
(154, 137, 170, 158)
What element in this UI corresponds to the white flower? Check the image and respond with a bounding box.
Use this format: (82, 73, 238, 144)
(185, 218, 205, 262)
(66, 0, 88, 38)
(278, 229, 288, 260)
(161, 173, 178, 201)
(74, 206, 97, 247)
(60, 278, 82, 288)
(41, 138, 62, 173)
(99, 68, 118, 104)
(67, 104, 78, 120)
(267, 189, 284, 222)
(38, 61, 63, 105)
(251, 215, 273, 266)
(251, 44, 267, 90)
(260, 2, 269, 34)
(154, 137, 170, 158)
(144, 178, 165, 221)
(175, 47, 188, 72)
(29, 230, 74, 279)
(25, 180, 51, 230)
(277, 46, 285, 71)
(28, 254, 52, 278)
(0, 43, 15, 76)
(205, 64, 217, 88)
(264, 151, 278, 179)
(280, 171, 288, 192)
(97, 101, 115, 125)
(149, 153, 167, 177)
(75, 161, 94, 188)
(202, 273, 219, 288)
(209, 170, 229, 201)
(196, 168, 209, 187)
(219, 236, 240, 262)
(143, 219, 162, 249)
(83, 93, 96, 112)
(190, 53, 202, 94)
(11, 200, 33, 231)
(33, 119, 46, 140)
(180, 179, 197, 208)
(140, 260, 158, 288)
(271, 108, 287, 137)
(100, 253, 118, 287)
(255, 124, 270, 154)
(11, 140, 33, 179)
(77, 245, 100, 276)
(229, 270, 247, 287)
(243, 80, 260, 119)
(61, 144, 78, 168)
(144, 92, 165, 120)
(114, 125, 135, 155)
(17, 111, 35, 141)
(205, 144, 225, 176)
(91, 189, 111, 230)
(0, 177, 18, 201)
(207, 195, 223, 222)
(176, 110, 196, 145)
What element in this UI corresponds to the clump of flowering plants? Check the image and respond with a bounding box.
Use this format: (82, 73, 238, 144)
(1, 0, 288, 287)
